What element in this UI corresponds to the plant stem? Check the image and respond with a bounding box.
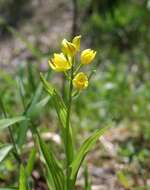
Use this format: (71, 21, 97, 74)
(66, 62, 74, 189)
(74, 63, 82, 75)
(0, 98, 21, 164)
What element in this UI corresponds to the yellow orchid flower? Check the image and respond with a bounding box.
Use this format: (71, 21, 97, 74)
(81, 49, 97, 65)
(73, 72, 88, 90)
(62, 39, 76, 57)
(48, 53, 71, 72)
(61, 35, 81, 57)
(72, 35, 81, 51)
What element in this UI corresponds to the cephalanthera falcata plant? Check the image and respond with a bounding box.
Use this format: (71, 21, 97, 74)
(39, 35, 108, 190)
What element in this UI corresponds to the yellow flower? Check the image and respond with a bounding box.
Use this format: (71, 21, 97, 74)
(62, 39, 76, 57)
(73, 72, 88, 90)
(72, 35, 81, 51)
(61, 35, 81, 56)
(81, 49, 96, 64)
(49, 53, 71, 72)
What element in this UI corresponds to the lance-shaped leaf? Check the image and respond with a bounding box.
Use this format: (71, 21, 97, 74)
(0, 117, 26, 131)
(83, 164, 92, 190)
(28, 96, 50, 118)
(0, 144, 13, 163)
(17, 82, 43, 147)
(26, 147, 36, 177)
(40, 73, 74, 163)
(40, 73, 67, 130)
(70, 126, 108, 187)
(19, 165, 27, 190)
(16, 74, 50, 148)
(38, 135, 65, 190)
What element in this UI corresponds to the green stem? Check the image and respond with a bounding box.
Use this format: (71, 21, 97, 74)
(0, 98, 21, 164)
(66, 62, 74, 189)
(74, 63, 82, 75)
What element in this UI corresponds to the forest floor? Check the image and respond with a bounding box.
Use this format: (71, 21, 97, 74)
(0, 0, 73, 71)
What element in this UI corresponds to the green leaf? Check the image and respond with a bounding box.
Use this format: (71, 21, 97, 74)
(83, 164, 92, 190)
(26, 148, 36, 177)
(46, 167, 56, 190)
(19, 165, 27, 190)
(17, 73, 50, 148)
(28, 96, 50, 118)
(0, 144, 13, 162)
(38, 134, 65, 190)
(40, 73, 67, 130)
(70, 126, 108, 187)
(0, 117, 26, 131)
(17, 82, 43, 147)
(16, 120, 29, 148)
(16, 77, 26, 109)
(40, 73, 74, 163)
(25, 83, 43, 117)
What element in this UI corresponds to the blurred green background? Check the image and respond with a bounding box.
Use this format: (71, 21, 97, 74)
(0, 0, 150, 189)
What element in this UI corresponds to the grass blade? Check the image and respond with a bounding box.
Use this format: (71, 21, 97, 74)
(19, 165, 27, 190)
(40, 73, 74, 162)
(70, 126, 108, 187)
(26, 148, 36, 177)
(0, 144, 13, 162)
(38, 134, 65, 190)
(17, 82, 43, 147)
(0, 117, 26, 131)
